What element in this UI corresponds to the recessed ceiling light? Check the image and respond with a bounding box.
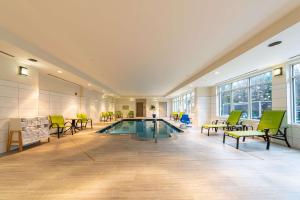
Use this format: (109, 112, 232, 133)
(57, 70, 63, 73)
(88, 83, 92, 86)
(28, 58, 38, 62)
(215, 71, 220, 75)
(268, 41, 282, 47)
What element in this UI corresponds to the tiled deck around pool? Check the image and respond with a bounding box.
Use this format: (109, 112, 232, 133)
(0, 122, 299, 200)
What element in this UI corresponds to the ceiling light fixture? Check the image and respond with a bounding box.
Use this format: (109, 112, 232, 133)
(57, 70, 63, 73)
(28, 58, 38, 62)
(215, 71, 220, 75)
(88, 83, 92, 86)
(268, 41, 282, 47)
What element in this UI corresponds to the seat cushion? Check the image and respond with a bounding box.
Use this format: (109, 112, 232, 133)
(225, 130, 265, 138)
(202, 124, 227, 128)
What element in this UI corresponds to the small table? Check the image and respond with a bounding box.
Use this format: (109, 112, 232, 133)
(66, 118, 81, 134)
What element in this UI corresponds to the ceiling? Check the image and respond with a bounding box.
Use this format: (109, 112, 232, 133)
(0, 0, 299, 96)
(0, 40, 114, 96)
(169, 21, 300, 97)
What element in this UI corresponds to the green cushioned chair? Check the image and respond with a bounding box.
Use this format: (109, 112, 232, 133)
(223, 110, 287, 150)
(115, 111, 123, 119)
(49, 115, 71, 138)
(100, 112, 108, 122)
(171, 112, 179, 121)
(128, 111, 134, 118)
(201, 110, 243, 136)
(107, 112, 114, 121)
(77, 113, 93, 129)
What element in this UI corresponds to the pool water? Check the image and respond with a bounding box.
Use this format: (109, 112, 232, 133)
(98, 119, 182, 140)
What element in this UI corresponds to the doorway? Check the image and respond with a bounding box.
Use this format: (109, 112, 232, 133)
(136, 101, 145, 117)
(159, 102, 167, 118)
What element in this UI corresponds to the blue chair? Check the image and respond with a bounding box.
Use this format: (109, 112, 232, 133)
(180, 114, 191, 124)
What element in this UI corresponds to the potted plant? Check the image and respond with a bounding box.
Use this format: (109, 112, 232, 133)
(150, 105, 156, 118)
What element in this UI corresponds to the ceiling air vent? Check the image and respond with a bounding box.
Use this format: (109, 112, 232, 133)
(0, 50, 14, 57)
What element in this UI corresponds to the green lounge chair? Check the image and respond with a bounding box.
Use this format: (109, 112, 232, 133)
(201, 110, 243, 136)
(223, 110, 287, 150)
(128, 111, 134, 118)
(77, 113, 93, 129)
(49, 115, 72, 138)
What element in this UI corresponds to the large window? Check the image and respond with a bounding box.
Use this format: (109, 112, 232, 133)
(250, 73, 272, 119)
(172, 91, 195, 114)
(232, 79, 249, 118)
(218, 71, 272, 119)
(219, 84, 231, 116)
(292, 63, 300, 123)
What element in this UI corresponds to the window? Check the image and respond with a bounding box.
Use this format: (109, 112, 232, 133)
(232, 79, 249, 118)
(218, 71, 272, 119)
(172, 91, 195, 114)
(292, 63, 300, 123)
(250, 72, 272, 119)
(219, 84, 231, 116)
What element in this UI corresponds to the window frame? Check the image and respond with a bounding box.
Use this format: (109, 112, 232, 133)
(218, 70, 272, 119)
(172, 90, 195, 114)
(291, 62, 300, 124)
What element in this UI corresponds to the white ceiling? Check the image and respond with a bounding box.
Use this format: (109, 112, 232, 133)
(169, 21, 300, 97)
(0, 0, 299, 96)
(0, 40, 113, 96)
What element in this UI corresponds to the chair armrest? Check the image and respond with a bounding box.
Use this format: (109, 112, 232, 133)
(49, 123, 59, 129)
(64, 121, 72, 126)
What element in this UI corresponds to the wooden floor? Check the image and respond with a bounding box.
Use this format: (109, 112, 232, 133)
(1, 122, 300, 200)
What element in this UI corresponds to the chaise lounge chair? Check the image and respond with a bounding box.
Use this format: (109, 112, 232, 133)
(201, 110, 242, 136)
(223, 110, 287, 150)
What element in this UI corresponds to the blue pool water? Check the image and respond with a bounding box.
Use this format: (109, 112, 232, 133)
(98, 119, 182, 140)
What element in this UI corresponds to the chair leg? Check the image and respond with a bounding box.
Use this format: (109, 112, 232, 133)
(6, 131, 12, 152)
(201, 127, 203, 133)
(91, 120, 93, 129)
(243, 137, 246, 142)
(236, 137, 240, 149)
(57, 127, 60, 138)
(18, 131, 23, 152)
(223, 133, 226, 143)
(266, 135, 270, 150)
(207, 128, 210, 136)
(283, 129, 291, 148)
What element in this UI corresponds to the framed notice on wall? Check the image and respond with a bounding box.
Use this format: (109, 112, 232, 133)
(122, 105, 129, 110)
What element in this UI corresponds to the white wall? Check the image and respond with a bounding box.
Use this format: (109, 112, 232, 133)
(115, 98, 136, 117)
(0, 55, 39, 153)
(0, 55, 115, 153)
(195, 87, 212, 127)
(39, 73, 81, 118)
(146, 99, 159, 118)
